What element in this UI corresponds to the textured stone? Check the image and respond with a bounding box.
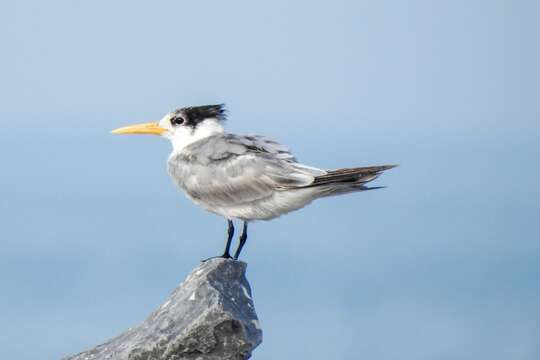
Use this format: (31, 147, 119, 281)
(64, 259, 262, 360)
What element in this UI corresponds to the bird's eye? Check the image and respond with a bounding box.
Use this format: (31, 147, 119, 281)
(171, 117, 185, 126)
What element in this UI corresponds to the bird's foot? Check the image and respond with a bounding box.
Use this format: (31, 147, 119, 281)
(201, 253, 233, 262)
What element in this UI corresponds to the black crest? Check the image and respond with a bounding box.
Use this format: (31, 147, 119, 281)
(173, 104, 227, 127)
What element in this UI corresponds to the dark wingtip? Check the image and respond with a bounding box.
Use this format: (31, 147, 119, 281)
(361, 185, 387, 191)
(370, 165, 398, 174)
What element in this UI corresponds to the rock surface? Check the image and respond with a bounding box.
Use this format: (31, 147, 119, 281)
(64, 259, 262, 360)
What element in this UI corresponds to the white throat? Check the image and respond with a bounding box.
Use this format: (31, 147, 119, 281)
(167, 118, 225, 154)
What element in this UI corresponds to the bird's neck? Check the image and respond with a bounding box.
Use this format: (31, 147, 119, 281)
(169, 118, 225, 154)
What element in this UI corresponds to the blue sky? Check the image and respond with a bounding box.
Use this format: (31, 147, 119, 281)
(1, 1, 539, 359)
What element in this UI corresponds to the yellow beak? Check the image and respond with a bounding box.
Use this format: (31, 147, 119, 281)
(110, 122, 167, 136)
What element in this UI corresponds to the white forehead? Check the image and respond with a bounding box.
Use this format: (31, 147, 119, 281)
(158, 112, 175, 129)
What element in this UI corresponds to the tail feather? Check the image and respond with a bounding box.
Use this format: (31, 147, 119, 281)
(310, 165, 397, 187)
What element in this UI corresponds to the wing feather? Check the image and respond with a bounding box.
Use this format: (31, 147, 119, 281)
(168, 134, 325, 207)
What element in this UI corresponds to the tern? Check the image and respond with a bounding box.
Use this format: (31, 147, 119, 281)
(112, 104, 395, 260)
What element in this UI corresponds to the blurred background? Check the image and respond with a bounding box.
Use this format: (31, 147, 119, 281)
(1, 1, 539, 359)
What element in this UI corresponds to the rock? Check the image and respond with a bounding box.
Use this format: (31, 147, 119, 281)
(64, 259, 262, 360)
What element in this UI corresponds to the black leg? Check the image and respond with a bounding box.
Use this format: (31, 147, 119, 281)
(221, 220, 234, 258)
(202, 220, 234, 262)
(233, 221, 248, 260)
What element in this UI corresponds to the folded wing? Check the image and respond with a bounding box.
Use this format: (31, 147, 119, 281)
(169, 134, 326, 206)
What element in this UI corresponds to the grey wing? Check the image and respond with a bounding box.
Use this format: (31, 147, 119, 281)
(231, 134, 297, 162)
(191, 134, 297, 162)
(171, 134, 326, 207)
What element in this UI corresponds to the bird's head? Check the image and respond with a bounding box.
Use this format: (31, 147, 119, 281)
(111, 104, 227, 151)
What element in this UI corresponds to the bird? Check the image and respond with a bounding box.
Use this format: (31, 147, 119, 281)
(111, 104, 396, 260)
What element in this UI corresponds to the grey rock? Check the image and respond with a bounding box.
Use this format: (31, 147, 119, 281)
(64, 259, 262, 360)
